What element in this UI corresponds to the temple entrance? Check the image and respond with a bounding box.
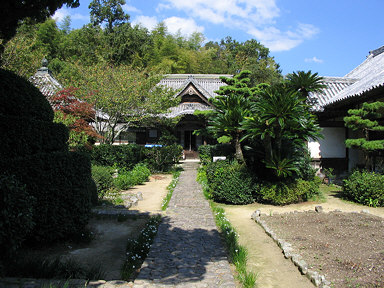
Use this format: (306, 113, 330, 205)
(184, 130, 197, 151)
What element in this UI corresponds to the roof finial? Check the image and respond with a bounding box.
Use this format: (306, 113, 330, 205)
(37, 58, 50, 75)
(42, 58, 48, 68)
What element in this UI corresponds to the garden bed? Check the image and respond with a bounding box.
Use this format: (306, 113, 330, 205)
(261, 211, 384, 287)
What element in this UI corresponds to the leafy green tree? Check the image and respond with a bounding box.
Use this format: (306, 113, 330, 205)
(89, 0, 129, 32)
(73, 63, 179, 144)
(0, 23, 45, 77)
(35, 18, 62, 59)
(203, 37, 281, 84)
(344, 101, 384, 171)
(0, 0, 79, 55)
(104, 23, 152, 66)
(208, 70, 254, 163)
(243, 83, 321, 179)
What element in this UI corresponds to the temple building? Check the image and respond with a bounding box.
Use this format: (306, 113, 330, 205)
(309, 45, 384, 174)
(30, 45, 384, 172)
(116, 74, 230, 151)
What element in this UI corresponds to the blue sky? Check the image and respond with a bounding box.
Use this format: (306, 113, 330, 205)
(54, 0, 384, 76)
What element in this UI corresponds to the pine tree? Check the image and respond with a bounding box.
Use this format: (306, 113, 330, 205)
(344, 101, 384, 170)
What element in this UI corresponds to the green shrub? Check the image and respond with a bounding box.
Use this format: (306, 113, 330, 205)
(145, 144, 182, 172)
(91, 165, 115, 199)
(114, 163, 151, 190)
(198, 144, 235, 165)
(206, 161, 255, 204)
(0, 174, 35, 259)
(131, 163, 151, 184)
(114, 170, 135, 190)
(1, 152, 94, 244)
(90, 144, 145, 168)
(342, 170, 384, 207)
(255, 178, 321, 205)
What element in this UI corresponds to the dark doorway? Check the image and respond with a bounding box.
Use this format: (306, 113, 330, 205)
(184, 130, 196, 151)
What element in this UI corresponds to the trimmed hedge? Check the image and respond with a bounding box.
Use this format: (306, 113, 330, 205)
(144, 144, 183, 172)
(1, 152, 94, 243)
(0, 69, 95, 251)
(0, 69, 54, 122)
(255, 178, 321, 205)
(90, 144, 145, 169)
(0, 115, 68, 158)
(342, 170, 384, 207)
(205, 161, 255, 204)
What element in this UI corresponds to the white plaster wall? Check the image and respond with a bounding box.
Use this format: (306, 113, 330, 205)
(318, 127, 346, 158)
(308, 127, 346, 159)
(308, 140, 321, 158)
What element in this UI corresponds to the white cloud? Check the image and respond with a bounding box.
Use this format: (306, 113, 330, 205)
(248, 23, 319, 52)
(53, 7, 88, 23)
(53, 8, 69, 22)
(132, 16, 159, 31)
(305, 56, 324, 63)
(122, 4, 141, 14)
(164, 17, 205, 36)
(157, 0, 319, 51)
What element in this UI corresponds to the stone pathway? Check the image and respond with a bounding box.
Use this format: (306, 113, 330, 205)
(133, 161, 236, 288)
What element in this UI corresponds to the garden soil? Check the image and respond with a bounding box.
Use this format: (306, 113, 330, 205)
(222, 186, 384, 288)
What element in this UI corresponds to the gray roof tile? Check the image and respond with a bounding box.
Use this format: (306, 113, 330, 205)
(324, 46, 384, 106)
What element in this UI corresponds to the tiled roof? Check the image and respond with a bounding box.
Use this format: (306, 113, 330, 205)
(310, 77, 357, 110)
(165, 102, 213, 118)
(29, 62, 62, 99)
(158, 74, 231, 98)
(323, 46, 384, 107)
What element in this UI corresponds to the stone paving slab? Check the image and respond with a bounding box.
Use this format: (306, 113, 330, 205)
(132, 161, 236, 287)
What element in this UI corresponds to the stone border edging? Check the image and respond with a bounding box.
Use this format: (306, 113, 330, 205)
(251, 208, 333, 288)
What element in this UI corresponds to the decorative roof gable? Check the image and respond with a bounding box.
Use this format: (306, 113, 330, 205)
(160, 74, 230, 118)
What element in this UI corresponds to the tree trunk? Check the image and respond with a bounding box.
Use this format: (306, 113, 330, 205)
(234, 133, 245, 164)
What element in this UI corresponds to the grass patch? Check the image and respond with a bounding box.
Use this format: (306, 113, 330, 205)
(161, 169, 181, 210)
(121, 215, 162, 281)
(211, 203, 257, 288)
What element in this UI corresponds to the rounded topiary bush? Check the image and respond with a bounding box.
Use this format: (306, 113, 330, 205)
(0, 69, 95, 245)
(206, 160, 255, 204)
(0, 68, 53, 122)
(342, 170, 384, 207)
(0, 174, 35, 258)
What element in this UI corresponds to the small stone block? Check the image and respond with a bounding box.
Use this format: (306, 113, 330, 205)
(251, 210, 261, 219)
(315, 206, 323, 213)
(137, 191, 144, 200)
